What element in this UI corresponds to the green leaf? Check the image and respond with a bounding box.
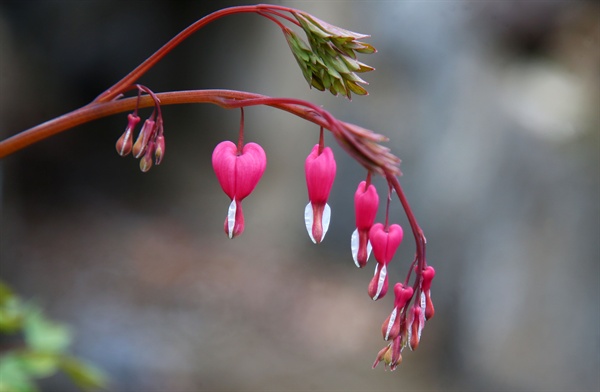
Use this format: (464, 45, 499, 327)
(0, 298, 25, 333)
(0, 281, 15, 304)
(23, 312, 71, 353)
(0, 354, 38, 392)
(17, 351, 61, 378)
(59, 356, 108, 391)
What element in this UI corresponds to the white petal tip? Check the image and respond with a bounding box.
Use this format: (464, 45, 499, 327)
(227, 199, 236, 239)
(351, 229, 360, 267)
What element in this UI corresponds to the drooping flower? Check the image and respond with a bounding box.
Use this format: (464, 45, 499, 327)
(351, 180, 379, 268)
(421, 265, 436, 320)
(381, 283, 413, 341)
(212, 141, 267, 238)
(304, 144, 336, 243)
(367, 223, 403, 300)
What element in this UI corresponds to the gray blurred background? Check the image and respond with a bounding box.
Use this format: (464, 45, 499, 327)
(1, 1, 598, 391)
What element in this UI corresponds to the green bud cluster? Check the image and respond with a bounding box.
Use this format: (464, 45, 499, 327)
(285, 12, 376, 99)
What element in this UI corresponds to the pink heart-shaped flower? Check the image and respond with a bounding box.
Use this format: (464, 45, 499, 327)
(212, 141, 266, 238)
(212, 141, 267, 201)
(369, 223, 404, 264)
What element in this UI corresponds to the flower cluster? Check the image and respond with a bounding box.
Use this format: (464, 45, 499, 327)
(373, 265, 436, 370)
(208, 113, 435, 371)
(115, 85, 165, 172)
(284, 11, 375, 99)
(350, 178, 436, 370)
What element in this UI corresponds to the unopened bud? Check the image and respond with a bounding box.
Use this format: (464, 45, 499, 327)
(408, 306, 425, 351)
(139, 142, 154, 172)
(368, 261, 388, 300)
(116, 113, 140, 156)
(381, 307, 400, 341)
(133, 119, 155, 158)
(154, 134, 165, 165)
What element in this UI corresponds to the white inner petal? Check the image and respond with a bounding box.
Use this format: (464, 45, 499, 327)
(227, 198, 236, 239)
(385, 307, 398, 340)
(372, 264, 387, 300)
(367, 240, 373, 261)
(351, 229, 360, 267)
(322, 203, 331, 239)
(420, 292, 426, 312)
(304, 203, 316, 243)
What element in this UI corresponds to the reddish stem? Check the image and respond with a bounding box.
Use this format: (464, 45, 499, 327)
(93, 4, 303, 103)
(237, 108, 245, 154)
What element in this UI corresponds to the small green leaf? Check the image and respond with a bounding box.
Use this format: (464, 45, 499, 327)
(24, 312, 71, 353)
(59, 356, 108, 391)
(0, 281, 15, 304)
(18, 351, 61, 378)
(347, 81, 368, 96)
(0, 298, 25, 333)
(0, 354, 39, 392)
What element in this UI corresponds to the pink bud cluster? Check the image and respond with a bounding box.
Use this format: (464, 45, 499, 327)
(115, 86, 165, 172)
(373, 265, 436, 371)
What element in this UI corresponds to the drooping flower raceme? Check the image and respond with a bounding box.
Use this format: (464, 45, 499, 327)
(367, 223, 404, 300)
(212, 141, 267, 238)
(304, 144, 336, 243)
(351, 180, 379, 268)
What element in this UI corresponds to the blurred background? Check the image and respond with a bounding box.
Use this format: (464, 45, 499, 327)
(1, 0, 598, 391)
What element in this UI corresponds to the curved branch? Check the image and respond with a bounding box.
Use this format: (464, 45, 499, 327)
(0, 89, 398, 178)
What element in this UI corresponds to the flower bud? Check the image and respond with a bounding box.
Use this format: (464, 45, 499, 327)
(154, 134, 165, 165)
(115, 113, 140, 156)
(139, 141, 154, 173)
(408, 305, 425, 351)
(133, 119, 155, 159)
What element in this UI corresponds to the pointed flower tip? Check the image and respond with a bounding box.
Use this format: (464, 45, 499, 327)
(368, 262, 388, 300)
(224, 199, 245, 239)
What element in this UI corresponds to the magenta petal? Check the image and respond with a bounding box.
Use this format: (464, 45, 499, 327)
(212, 141, 238, 200)
(235, 142, 267, 200)
(212, 141, 267, 201)
(369, 223, 404, 264)
(354, 181, 379, 230)
(305, 144, 336, 204)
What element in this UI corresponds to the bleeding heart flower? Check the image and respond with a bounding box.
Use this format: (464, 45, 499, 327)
(367, 223, 403, 300)
(304, 144, 336, 243)
(421, 265, 435, 320)
(351, 180, 379, 268)
(212, 141, 267, 238)
(381, 283, 413, 341)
